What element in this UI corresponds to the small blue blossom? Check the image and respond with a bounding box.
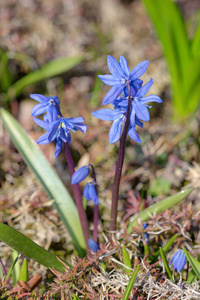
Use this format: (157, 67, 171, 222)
(83, 182, 99, 205)
(88, 238, 100, 253)
(98, 55, 149, 105)
(31, 94, 60, 122)
(31, 94, 87, 158)
(143, 223, 149, 243)
(170, 249, 186, 273)
(71, 165, 90, 184)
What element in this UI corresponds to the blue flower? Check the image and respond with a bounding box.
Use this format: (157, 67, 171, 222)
(31, 94, 60, 122)
(170, 249, 186, 273)
(83, 182, 99, 205)
(71, 166, 90, 184)
(32, 93, 87, 158)
(143, 223, 149, 243)
(88, 238, 100, 253)
(98, 55, 149, 105)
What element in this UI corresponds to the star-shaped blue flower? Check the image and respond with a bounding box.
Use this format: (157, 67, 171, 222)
(98, 55, 149, 105)
(83, 182, 99, 205)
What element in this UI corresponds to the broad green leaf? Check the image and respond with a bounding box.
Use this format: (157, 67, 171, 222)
(0, 108, 86, 256)
(0, 266, 3, 280)
(122, 265, 139, 300)
(182, 248, 200, 280)
(11, 250, 20, 285)
(122, 245, 132, 274)
(159, 247, 173, 281)
(7, 55, 84, 99)
(128, 188, 193, 232)
(6, 251, 20, 283)
(0, 223, 67, 272)
(18, 259, 28, 282)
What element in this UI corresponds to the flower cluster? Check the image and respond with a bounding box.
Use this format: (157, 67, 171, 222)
(71, 165, 99, 205)
(92, 55, 162, 143)
(30, 94, 87, 157)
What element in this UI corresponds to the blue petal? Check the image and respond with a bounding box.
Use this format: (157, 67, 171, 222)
(59, 127, 68, 143)
(73, 123, 87, 133)
(92, 109, 124, 121)
(68, 117, 85, 123)
(31, 103, 48, 116)
(62, 118, 74, 130)
(131, 79, 143, 90)
(71, 166, 90, 184)
(133, 101, 150, 121)
(109, 117, 124, 144)
(107, 55, 126, 79)
(130, 108, 136, 128)
(102, 84, 125, 105)
(30, 94, 48, 103)
(113, 98, 128, 108)
(36, 132, 50, 144)
(47, 105, 59, 122)
(128, 127, 141, 143)
(88, 238, 100, 253)
(33, 117, 49, 130)
(129, 61, 149, 81)
(140, 95, 163, 104)
(51, 96, 60, 105)
(119, 55, 130, 77)
(98, 74, 121, 86)
(83, 183, 99, 205)
(48, 125, 59, 142)
(137, 78, 153, 97)
(54, 137, 63, 158)
(135, 116, 143, 128)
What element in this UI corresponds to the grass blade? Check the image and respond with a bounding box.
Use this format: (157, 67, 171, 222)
(159, 247, 173, 281)
(6, 251, 20, 283)
(182, 247, 200, 280)
(122, 265, 140, 300)
(0, 108, 86, 256)
(127, 188, 193, 232)
(122, 245, 132, 274)
(8, 55, 84, 99)
(0, 223, 67, 272)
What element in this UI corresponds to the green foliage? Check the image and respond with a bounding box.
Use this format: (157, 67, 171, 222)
(159, 247, 173, 281)
(0, 108, 86, 257)
(142, 0, 200, 119)
(188, 255, 200, 284)
(183, 247, 200, 280)
(6, 251, 20, 284)
(127, 188, 193, 232)
(18, 258, 28, 283)
(11, 250, 20, 286)
(7, 56, 84, 100)
(0, 223, 68, 272)
(122, 265, 140, 300)
(122, 245, 132, 274)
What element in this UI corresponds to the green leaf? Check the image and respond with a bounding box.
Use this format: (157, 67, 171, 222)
(122, 245, 132, 274)
(74, 295, 81, 300)
(153, 233, 178, 259)
(6, 250, 20, 283)
(18, 259, 28, 282)
(0, 266, 3, 280)
(182, 248, 200, 280)
(0, 223, 67, 272)
(0, 108, 86, 257)
(122, 265, 140, 300)
(7, 55, 84, 99)
(11, 250, 21, 285)
(159, 247, 173, 281)
(127, 188, 193, 232)
(187, 255, 200, 284)
(191, 21, 200, 58)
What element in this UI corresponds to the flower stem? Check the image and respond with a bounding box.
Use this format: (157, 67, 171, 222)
(93, 205, 98, 242)
(109, 83, 131, 239)
(64, 143, 90, 249)
(90, 164, 99, 242)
